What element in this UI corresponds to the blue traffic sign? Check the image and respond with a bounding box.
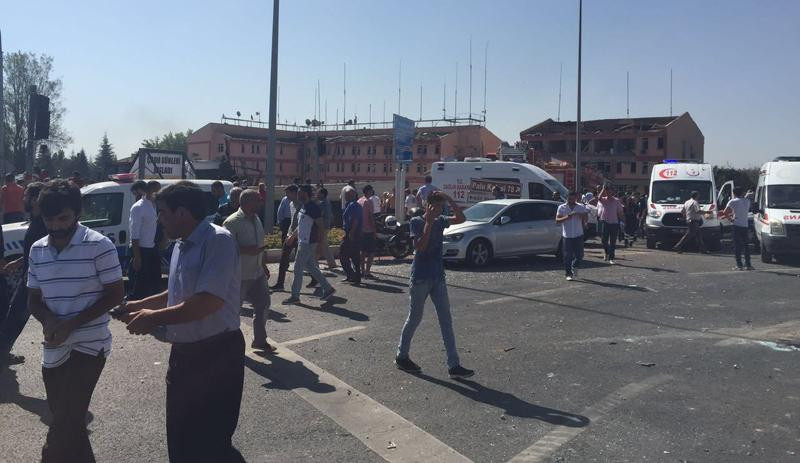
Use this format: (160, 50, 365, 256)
(393, 114, 415, 164)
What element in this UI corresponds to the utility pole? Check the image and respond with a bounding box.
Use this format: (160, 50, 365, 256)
(557, 62, 562, 122)
(0, 28, 5, 177)
(626, 71, 630, 117)
(575, 0, 583, 193)
(264, 0, 279, 232)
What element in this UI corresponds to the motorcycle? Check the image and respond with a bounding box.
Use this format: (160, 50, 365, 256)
(375, 215, 413, 259)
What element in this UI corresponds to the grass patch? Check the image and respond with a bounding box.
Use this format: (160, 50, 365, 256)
(263, 227, 345, 249)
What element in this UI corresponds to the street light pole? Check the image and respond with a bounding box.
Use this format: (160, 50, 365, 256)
(264, 0, 279, 233)
(575, 0, 582, 193)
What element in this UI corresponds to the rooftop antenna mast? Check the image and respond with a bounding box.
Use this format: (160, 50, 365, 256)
(469, 35, 473, 120)
(669, 68, 673, 116)
(626, 71, 630, 117)
(343, 63, 347, 124)
(383, 100, 386, 128)
(369, 103, 372, 125)
(483, 42, 488, 122)
(557, 62, 562, 121)
(419, 83, 423, 121)
(443, 78, 447, 120)
(454, 62, 458, 123)
(398, 59, 402, 114)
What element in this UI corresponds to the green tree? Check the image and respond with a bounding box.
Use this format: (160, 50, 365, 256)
(142, 129, 193, 153)
(52, 149, 68, 177)
(72, 148, 91, 178)
(35, 143, 54, 176)
(713, 165, 759, 191)
(2, 51, 71, 171)
(93, 133, 117, 180)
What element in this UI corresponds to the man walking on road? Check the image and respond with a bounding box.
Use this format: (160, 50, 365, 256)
(358, 185, 378, 279)
(395, 191, 474, 379)
(277, 185, 298, 243)
(673, 190, 709, 254)
(556, 191, 589, 281)
(129, 180, 161, 300)
(596, 184, 624, 264)
(283, 185, 335, 304)
(271, 185, 300, 291)
(224, 190, 274, 352)
(720, 186, 754, 270)
(120, 181, 246, 462)
(317, 187, 337, 270)
(340, 179, 356, 209)
(27, 180, 124, 462)
(340, 187, 363, 284)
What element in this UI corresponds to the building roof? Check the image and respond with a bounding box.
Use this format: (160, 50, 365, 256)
(520, 114, 685, 137)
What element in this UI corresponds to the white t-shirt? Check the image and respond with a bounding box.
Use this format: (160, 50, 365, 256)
(129, 198, 158, 248)
(371, 195, 381, 215)
(557, 203, 588, 238)
(683, 199, 702, 221)
(726, 197, 750, 227)
(405, 194, 417, 210)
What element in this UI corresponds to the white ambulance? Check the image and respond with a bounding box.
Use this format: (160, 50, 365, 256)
(431, 160, 569, 208)
(2, 179, 232, 268)
(753, 156, 800, 263)
(645, 161, 723, 250)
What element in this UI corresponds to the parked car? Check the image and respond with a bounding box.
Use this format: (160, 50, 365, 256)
(442, 199, 563, 267)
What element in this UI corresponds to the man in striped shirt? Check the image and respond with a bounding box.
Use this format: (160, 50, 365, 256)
(27, 180, 124, 462)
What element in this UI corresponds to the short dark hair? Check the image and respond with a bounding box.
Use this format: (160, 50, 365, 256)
(318, 187, 328, 198)
(285, 184, 298, 193)
(39, 179, 82, 218)
(425, 175, 433, 183)
(25, 182, 45, 201)
(299, 184, 313, 196)
(147, 180, 161, 193)
(5, 173, 14, 183)
(733, 186, 744, 197)
(156, 181, 208, 221)
(363, 184, 373, 195)
(568, 191, 578, 197)
(347, 179, 355, 186)
(131, 180, 148, 193)
(691, 190, 699, 199)
(211, 180, 224, 190)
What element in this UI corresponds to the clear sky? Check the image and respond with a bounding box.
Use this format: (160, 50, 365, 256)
(3, 0, 799, 167)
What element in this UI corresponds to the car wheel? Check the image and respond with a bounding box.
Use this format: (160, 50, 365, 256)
(466, 239, 492, 267)
(760, 239, 772, 263)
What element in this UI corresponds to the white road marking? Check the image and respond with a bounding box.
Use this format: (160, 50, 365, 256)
(476, 287, 569, 305)
(507, 374, 672, 463)
(689, 269, 799, 276)
(240, 324, 473, 463)
(279, 326, 367, 346)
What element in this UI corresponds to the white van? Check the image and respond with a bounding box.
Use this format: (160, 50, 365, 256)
(431, 160, 569, 208)
(753, 156, 800, 263)
(2, 179, 232, 267)
(645, 161, 723, 250)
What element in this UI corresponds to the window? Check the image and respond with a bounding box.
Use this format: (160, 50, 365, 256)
(280, 145, 284, 155)
(279, 163, 283, 172)
(251, 144, 255, 154)
(528, 182, 545, 199)
(641, 138, 649, 154)
(530, 203, 557, 221)
(435, 145, 440, 155)
(240, 144, 245, 153)
(417, 145, 423, 154)
(351, 146, 357, 155)
(383, 145, 390, 155)
(217, 143, 224, 153)
(256, 145, 260, 154)
(630, 162, 636, 174)
(81, 193, 124, 228)
(657, 137, 664, 149)
(383, 164, 388, 173)
(616, 162, 623, 174)
(417, 163, 423, 173)
(641, 161, 649, 175)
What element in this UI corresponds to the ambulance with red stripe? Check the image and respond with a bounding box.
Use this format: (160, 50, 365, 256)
(753, 156, 800, 263)
(645, 161, 722, 250)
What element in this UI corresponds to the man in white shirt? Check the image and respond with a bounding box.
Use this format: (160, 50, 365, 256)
(129, 180, 161, 299)
(555, 191, 588, 280)
(720, 186, 753, 270)
(673, 190, 709, 254)
(416, 176, 439, 207)
(27, 180, 124, 461)
(404, 188, 417, 215)
(340, 180, 356, 209)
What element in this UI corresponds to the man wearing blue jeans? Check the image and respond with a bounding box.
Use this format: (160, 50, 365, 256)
(283, 185, 336, 304)
(395, 191, 474, 379)
(720, 186, 754, 271)
(556, 191, 589, 281)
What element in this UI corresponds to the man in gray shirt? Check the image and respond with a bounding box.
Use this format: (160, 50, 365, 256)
(120, 181, 245, 463)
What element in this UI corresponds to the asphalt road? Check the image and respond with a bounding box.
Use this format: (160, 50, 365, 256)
(2, 238, 799, 462)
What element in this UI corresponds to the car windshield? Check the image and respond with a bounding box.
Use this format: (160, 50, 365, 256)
(463, 203, 505, 222)
(651, 180, 713, 204)
(544, 179, 569, 198)
(767, 184, 800, 209)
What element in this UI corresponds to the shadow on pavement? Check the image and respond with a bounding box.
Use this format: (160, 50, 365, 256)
(239, 306, 292, 323)
(415, 374, 589, 427)
(292, 298, 370, 322)
(444, 256, 608, 274)
(0, 367, 51, 425)
(614, 263, 679, 273)
(577, 279, 653, 292)
(355, 282, 404, 294)
(245, 353, 335, 394)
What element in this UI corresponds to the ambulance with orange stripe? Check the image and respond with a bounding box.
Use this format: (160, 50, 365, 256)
(753, 156, 800, 263)
(645, 161, 722, 251)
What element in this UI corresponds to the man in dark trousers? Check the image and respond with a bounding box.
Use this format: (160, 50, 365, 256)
(129, 180, 161, 300)
(120, 181, 245, 462)
(0, 182, 47, 367)
(340, 187, 363, 284)
(271, 185, 301, 291)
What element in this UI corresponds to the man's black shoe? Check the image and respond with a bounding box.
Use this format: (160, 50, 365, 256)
(270, 283, 284, 291)
(395, 357, 421, 373)
(448, 365, 475, 379)
(341, 277, 353, 283)
(1, 353, 25, 367)
(306, 279, 318, 288)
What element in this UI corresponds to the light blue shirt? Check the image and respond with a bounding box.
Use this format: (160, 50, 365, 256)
(277, 196, 292, 222)
(166, 221, 241, 343)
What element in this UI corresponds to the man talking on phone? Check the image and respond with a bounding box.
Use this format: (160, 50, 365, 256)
(224, 189, 273, 351)
(556, 191, 589, 281)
